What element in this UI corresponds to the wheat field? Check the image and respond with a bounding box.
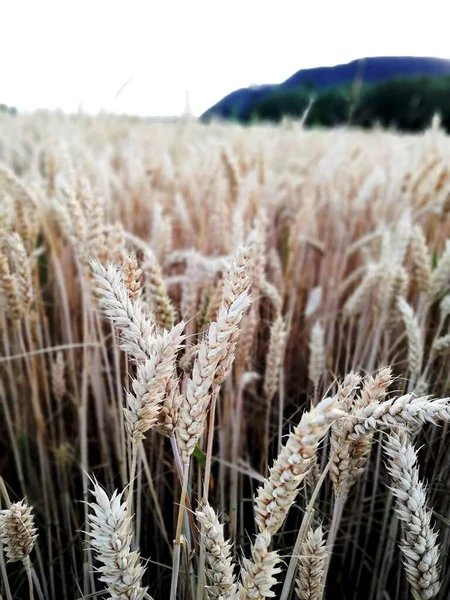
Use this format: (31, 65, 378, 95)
(1, 111, 450, 600)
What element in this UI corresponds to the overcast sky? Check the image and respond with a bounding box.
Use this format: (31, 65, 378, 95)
(2, 0, 449, 117)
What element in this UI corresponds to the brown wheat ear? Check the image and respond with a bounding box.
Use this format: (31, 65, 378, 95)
(0, 500, 38, 565)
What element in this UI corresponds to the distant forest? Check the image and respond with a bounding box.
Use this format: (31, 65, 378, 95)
(0, 104, 17, 115)
(203, 75, 450, 132)
(241, 76, 450, 131)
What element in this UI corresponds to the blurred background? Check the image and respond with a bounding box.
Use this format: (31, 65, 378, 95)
(2, 0, 450, 128)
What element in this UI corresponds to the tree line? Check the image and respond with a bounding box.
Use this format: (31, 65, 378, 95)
(238, 76, 450, 131)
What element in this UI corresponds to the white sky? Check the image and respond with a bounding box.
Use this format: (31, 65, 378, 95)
(2, 0, 450, 117)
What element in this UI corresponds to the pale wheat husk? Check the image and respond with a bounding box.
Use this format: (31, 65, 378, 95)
(88, 482, 149, 600)
(295, 526, 327, 600)
(196, 503, 237, 598)
(255, 395, 345, 535)
(330, 367, 393, 497)
(0, 500, 38, 564)
(384, 430, 441, 599)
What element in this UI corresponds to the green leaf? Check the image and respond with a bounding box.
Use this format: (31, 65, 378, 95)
(193, 446, 206, 468)
(432, 246, 439, 270)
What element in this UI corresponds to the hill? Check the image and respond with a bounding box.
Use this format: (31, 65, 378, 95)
(201, 56, 450, 121)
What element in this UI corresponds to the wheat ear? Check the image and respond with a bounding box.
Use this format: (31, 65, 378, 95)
(91, 260, 156, 362)
(177, 245, 252, 461)
(196, 503, 237, 598)
(410, 225, 431, 294)
(255, 395, 345, 536)
(122, 253, 142, 302)
(349, 393, 450, 437)
(0, 500, 37, 564)
(143, 249, 176, 330)
(429, 241, 450, 304)
(0, 483, 38, 600)
(88, 481, 150, 600)
(238, 530, 281, 599)
(384, 430, 441, 599)
(124, 321, 185, 443)
(397, 297, 423, 379)
(308, 321, 325, 393)
(295, 526, 327, 600)
(330, 367, 392, 498)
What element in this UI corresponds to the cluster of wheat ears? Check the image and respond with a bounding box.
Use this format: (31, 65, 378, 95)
(0, 112, 450, 600)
